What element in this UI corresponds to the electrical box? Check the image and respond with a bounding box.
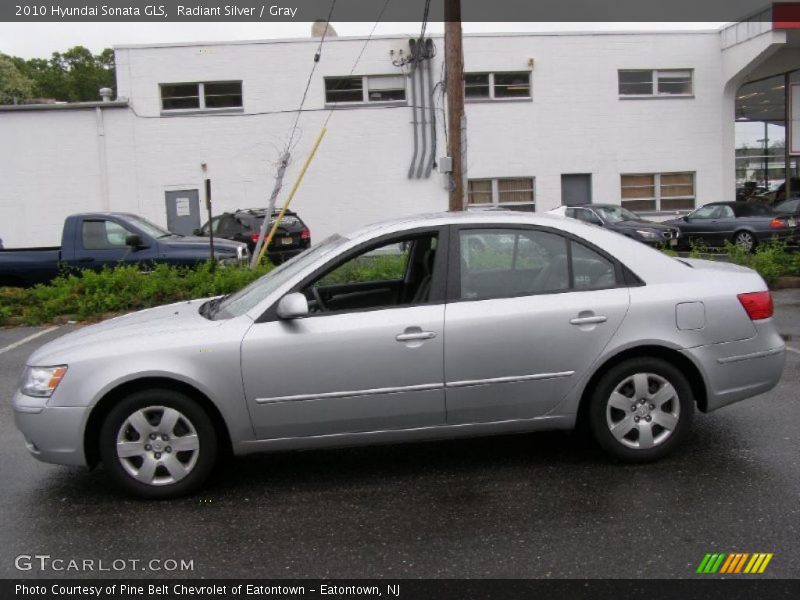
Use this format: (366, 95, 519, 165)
(438, 156, 453, 173)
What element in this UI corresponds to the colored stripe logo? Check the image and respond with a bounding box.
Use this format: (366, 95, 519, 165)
(696, 552, 773, 574)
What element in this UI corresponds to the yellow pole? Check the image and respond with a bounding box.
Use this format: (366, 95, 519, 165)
(256, 127, 328, 266)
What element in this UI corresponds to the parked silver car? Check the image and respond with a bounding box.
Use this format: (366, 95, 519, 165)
(12, 212, 785, 498)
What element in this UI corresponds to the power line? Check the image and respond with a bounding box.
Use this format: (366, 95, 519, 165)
(284, 0, 338, 151)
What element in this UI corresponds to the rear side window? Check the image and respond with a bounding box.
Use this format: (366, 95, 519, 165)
(459, 229, 569, 300)
(457, 228, 619, 300)
(571, 241, 616, 290)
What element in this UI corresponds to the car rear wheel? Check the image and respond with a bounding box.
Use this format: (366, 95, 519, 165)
(589, 358, 693, 462)
(733, 230, 757, 253)
(99, 389, 217, 498)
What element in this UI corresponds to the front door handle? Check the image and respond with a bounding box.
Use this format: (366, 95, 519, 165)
(78, 257, 94, 263)
(570, 315, 607, 325)
(395, 331, 437, 342)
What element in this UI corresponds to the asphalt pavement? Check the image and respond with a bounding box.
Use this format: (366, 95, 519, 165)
(0, 295, 798, 579)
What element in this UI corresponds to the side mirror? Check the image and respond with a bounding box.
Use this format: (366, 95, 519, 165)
(276, 293, 309, 319)
(682, 216, 690, 222)
(125, 234, 144, 248)
(193, 228, 202, 236)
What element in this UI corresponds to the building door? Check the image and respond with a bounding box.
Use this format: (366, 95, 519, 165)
(165, 190, 201, 235)
(561, 174, 592, 206)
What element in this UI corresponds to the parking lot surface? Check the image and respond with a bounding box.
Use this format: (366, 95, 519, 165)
(0, 293, 798, 579)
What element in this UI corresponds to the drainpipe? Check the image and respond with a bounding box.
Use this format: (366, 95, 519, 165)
(424, 39, 437, 178)
(416, 50, 428, 179)
(407, 40, 420, 179)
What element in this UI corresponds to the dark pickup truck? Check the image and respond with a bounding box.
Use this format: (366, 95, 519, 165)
(0, 212, 248, 287)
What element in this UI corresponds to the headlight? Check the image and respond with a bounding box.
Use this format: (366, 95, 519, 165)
(21, 366, 68, 398)
(635, 229, 660, 240)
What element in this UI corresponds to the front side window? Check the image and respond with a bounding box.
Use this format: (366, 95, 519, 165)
(618, 69, 693, 97)
(465, 71, 531, 100)
(621, 172, 695, 212)
(160, 81, 242, 112)
(81, 220, 135, 250)
(304, 233, 439, 313)
(467, 177, 535, 211)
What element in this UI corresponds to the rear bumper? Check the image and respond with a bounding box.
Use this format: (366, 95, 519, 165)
(683, 321, 786, 412)
(12, 391, 88, 467)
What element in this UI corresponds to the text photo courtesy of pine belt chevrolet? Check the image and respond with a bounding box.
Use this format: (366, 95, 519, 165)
(12, 212, 785, 498)
(0, 212, 249, 287)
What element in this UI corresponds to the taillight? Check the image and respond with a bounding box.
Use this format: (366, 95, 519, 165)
(301, 227, 310, 241)
(737, 291, 774, 320)
(249, 232, 261, 243)
(769, 218, 785, 229)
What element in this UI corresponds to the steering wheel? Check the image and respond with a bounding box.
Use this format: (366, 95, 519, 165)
(311, 287, 327, 313)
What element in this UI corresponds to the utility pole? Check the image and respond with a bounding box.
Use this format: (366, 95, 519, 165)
(445, 0, 465, 211)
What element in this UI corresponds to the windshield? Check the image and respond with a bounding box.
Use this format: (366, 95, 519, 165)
(593, 206, 640, 223)
(126, 214, 174, 239)
(211, 234, 347, 320)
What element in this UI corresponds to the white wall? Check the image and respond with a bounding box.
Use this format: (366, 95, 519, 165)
(0, 30, 759, 248)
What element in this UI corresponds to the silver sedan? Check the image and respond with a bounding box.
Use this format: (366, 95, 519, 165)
(12, 212, 786, 498)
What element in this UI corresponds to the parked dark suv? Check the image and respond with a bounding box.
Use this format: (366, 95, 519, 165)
(196, 208, 310, 263)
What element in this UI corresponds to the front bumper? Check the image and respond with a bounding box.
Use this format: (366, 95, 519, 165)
(12, 390, 89, 466)
(683, 321, 785, 413)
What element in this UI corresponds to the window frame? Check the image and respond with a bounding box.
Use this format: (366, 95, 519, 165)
(446, 223, 635, 304)
(464, 71, 532, 102)
(257, 226, 450, 322)
(324, 74, 408, 106)
(618, 69, 694, 98)
(159, 80, 243, 114)
(467, 177, 536, 211)
(620, 172, 696, 212)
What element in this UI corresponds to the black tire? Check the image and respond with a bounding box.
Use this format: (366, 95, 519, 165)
(589, 357, 693, 463)
(99, 388, 217, 499)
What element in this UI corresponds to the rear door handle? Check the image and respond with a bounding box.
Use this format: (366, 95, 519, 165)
(570, 315, 607, 325)
(395, 331, 437, 342)
(77, 257, 94, 263)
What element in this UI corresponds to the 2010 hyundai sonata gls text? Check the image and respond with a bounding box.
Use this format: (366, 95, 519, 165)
(12, 212, 786, 498)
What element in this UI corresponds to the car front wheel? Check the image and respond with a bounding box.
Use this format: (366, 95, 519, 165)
(99, 389, 217, 498)
(589, 358, 693, 462)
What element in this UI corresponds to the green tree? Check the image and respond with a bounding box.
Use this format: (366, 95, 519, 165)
(0, 53, 34, 104)
(10, 46, 115, 103)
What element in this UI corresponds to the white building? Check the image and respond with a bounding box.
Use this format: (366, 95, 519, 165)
(2, 17, 799, 247)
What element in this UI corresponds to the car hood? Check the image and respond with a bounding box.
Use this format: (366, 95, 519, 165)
(26, 299, 221, 365)
(161, 235, 245, 253)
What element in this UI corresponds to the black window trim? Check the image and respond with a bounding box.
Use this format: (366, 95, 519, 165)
(445, 223, 643, 304)
(255, 225, 450, 323)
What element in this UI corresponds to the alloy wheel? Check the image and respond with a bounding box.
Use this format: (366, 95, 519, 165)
(735, 231, 755, 252)
(115, 405, 200, 486)
(605, 372, 681, 450)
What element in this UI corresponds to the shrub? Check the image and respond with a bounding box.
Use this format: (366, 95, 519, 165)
(0, 262, 272, 326)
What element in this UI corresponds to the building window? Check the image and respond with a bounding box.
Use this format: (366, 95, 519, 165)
(621, 172, 695, 212)
(468, 177, 535, 211)
(325, 75, 406, 104)
(160, 81, 243, 111)
(618, 70, 693, 97)
(465, 72, 531, 100)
